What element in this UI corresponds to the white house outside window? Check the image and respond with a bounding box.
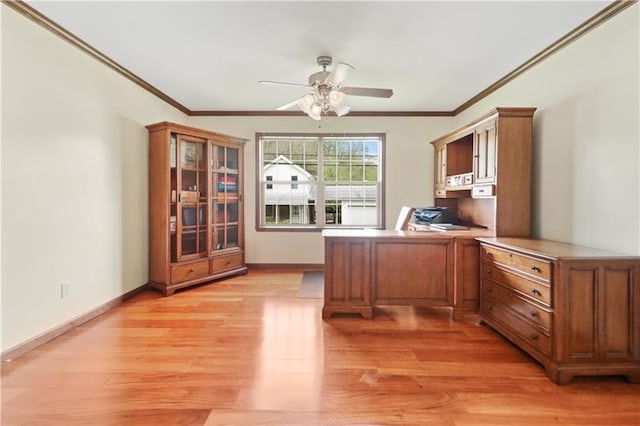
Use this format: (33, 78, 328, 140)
(256, 133, 385, 230)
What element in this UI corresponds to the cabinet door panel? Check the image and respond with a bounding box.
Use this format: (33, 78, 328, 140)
(602, 268, 633, 357)
(210, 143, 241, 254)
(434, 145, 446, 189)
(474, 122, 497, 184)
(325, 241, 369, 304)
(566, 268, 597, 359)
(176, 136, 209, 260)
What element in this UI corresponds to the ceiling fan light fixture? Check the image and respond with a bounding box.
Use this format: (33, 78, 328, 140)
(328, 90, 346, 107)
(334, 104, 351, 117)
(309, 103, 323, 120)
(297, 94, 314, 114)
(265, 56, 393, 121)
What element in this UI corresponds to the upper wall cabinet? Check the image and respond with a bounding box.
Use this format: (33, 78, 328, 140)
(147, 122, 248, 296)
(474, 120, 497, 185)
(430, 107, 536, 236)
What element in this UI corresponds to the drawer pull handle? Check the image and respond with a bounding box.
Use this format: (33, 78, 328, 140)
(225, 261, 231, 266)
(531, 265, 541, 272)
(530, 334, 539, 340)
(531, 288, 541, 296)
(530, 310, 538, 317)
(509, 253, 513, 258)
(484, 251, 493, 257)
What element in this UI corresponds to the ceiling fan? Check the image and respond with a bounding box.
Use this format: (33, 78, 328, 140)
(259, 56, 393, 120)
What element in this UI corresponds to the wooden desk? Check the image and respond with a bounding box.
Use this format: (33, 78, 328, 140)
(322, 228, 492, 319)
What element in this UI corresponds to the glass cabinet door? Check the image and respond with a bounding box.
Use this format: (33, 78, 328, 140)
(171, 134, 209, 261)
(211, 145, 240, 252)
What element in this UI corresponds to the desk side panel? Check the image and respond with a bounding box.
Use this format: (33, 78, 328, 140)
(373, 239, 453, 304)
(323, 239, 372, 318)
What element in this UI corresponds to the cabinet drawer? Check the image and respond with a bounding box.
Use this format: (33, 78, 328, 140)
(434, 189, 446, 198)
(171, 260, 209, 283)
(483, 280, 552, 330)
(212, 254, 243, 272)
(472, 184, 495, 198)
(482, 298, 551, 356)
(482, 263, 551, 307)
(481, 245, 551, 282)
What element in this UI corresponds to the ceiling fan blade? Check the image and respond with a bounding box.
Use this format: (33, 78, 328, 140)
(276, 96, 304, 111)
(259, 80, 309, 88)
(325, 62, 355, 86)
(341, 86, 393, 98)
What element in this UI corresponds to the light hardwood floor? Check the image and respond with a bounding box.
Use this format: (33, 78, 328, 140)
(2, 270, 639, 425)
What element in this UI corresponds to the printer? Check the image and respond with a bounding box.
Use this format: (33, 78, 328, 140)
(412, 207, 458, 225)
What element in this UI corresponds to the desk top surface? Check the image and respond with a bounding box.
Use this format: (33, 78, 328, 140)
(322, 227, 494, 239)
(477, 237, 640, 260)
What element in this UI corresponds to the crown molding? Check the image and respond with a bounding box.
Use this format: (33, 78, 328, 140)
(4, 0, 636, 118)
(453, 0, 637, 115)
(189, 110, 454, 117)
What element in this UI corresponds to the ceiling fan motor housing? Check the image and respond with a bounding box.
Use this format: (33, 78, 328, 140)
(316, 55, 332, 68)
(309, 71, 331, 87)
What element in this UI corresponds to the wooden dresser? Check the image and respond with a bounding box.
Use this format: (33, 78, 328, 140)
(478, 237, 640, 384)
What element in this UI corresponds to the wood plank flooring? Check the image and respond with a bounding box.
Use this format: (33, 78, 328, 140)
(2, 270, 639, 425)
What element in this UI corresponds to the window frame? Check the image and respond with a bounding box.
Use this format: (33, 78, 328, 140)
(255, 132, 386, 232)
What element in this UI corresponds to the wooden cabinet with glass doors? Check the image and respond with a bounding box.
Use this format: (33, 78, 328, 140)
(147, 122, 247, 296)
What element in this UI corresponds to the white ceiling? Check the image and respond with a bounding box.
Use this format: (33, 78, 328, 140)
(27, 1, 611, 113)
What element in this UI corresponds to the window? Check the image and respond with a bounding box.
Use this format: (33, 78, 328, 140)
(256, 133, 385, 230)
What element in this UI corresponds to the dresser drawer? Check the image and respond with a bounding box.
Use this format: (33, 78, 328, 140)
(481, 244, 551, 282)
(212, 254, 243, 272)
(171, 259, 210, 283)
(482, 263, 551, 307)
(482, 298, 551, 356)
(483, 280, 552, 330)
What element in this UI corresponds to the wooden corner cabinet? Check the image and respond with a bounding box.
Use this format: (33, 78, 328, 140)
(147, 122, 248, 296)
(478, 237, 640, 384)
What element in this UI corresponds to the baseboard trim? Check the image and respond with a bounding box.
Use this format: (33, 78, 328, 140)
(247, 263, 324, 272)
(1, 283, 149, 362)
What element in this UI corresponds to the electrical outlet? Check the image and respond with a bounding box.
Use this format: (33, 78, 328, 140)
(61, 281, 70, 298)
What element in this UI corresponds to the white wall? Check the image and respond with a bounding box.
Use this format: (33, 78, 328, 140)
(188, 116, 452, 264)
(455, 3, 639, 255)
(1, 6, 187, 352)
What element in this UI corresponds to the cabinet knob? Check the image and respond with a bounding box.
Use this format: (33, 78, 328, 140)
(189, 269, 195, 273)
(486, 305, 493, 311)
(531, 265, 541, 272)
(484, 250, 493, 257)
(486, 269, 492, 275)
(530, 310, 538, 317)
(531, 288, 541, 296)
(530, 334, 539, 340)
(225, 261, 231, 266)
(486, 287, 493, 293)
